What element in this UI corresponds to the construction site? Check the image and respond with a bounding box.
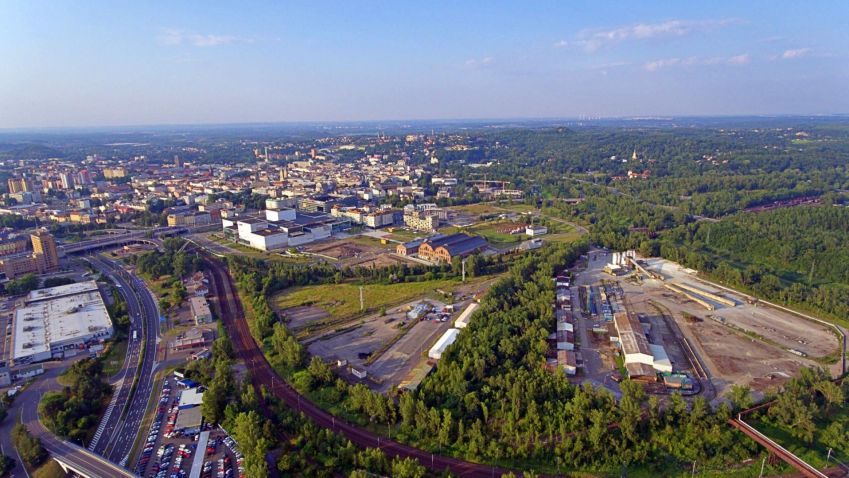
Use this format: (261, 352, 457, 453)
(569, 249, 843, 401)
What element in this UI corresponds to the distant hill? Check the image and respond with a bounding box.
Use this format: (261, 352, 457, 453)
(0, 143, 65, 160)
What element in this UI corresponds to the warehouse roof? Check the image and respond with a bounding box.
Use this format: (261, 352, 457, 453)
(614, 312, 651, 357)
(14, 281, 112, 361)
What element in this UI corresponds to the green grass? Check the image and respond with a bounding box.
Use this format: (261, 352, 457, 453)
(272, 278, 473, 320)
(495, 202, 538, 213)
(447, 203, 505, 215)
(385, 228, 424, 242)
(439, 223, 523, 247)
(344, 234, 389, 248)
(100, 339, 129, 377)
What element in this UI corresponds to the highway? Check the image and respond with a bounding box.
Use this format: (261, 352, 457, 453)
(85, 256, 144, 456)
(203, 253, 519, 477)
(86, 255, 160, 467)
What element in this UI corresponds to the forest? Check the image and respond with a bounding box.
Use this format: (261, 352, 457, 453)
(228, 240, 808, 476)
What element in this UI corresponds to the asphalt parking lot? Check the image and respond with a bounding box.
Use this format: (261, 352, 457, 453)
(136, 375, 245, 478)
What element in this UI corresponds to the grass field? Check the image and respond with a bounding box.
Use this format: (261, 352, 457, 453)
(345, 234, 390, 248)
(447, 203, 505, 215)
(273, 278, 476, 320)
(385, 228, 425, 242)
(100, 339, 129, 377)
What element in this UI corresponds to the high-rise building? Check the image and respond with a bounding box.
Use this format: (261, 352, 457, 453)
(7, 178, 32, 193)
(77, 170, 92, 185)
(174, 155, 183, 168)
(59, 172, 74, 189)
(31, 230, 59, 273)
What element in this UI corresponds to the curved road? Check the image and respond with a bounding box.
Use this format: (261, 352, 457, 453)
(0, 365, 137, 478)
(204, 255, 522, 477)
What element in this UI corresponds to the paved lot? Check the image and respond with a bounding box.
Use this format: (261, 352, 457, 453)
(137, 375, 244, 478)
(368, 301, 460, 392)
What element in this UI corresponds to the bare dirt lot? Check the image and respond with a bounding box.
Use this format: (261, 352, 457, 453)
(573, 250, 841, 400)
(282, 305, 331, 330)
(635, 257, 841, 395)
(302, 237, 421, 269)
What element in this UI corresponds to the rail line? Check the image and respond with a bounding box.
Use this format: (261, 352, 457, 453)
(202, 254, 524, 478)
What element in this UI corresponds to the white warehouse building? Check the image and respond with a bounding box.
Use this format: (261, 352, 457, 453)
(12, 281, 113, 365)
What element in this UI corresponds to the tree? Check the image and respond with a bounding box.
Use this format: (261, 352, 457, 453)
(390, 457, 426, 478)
(728, 385, 752, 412)
(233, 411, 270, 478)
(0, 455, 15, 477)
(307, 356, 333, 385)
(11, 424, 46, 468)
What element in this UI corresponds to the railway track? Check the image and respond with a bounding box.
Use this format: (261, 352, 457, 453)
(202, 254, 523, 478)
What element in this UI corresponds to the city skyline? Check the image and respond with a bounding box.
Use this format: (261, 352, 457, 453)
(2, 0, 849, 128)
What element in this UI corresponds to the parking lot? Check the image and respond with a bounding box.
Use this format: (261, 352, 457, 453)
(136, 375, 245, 478)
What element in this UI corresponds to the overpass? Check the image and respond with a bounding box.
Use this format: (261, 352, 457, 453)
(58, 226, 190, 256)
(47, 438, 139, 478)
(730, 417, 828, 478)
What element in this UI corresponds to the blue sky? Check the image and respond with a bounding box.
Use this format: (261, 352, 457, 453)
(1, 1, 848, 128)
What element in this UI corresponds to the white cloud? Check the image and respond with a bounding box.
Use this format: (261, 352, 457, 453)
(643, 54, 751, 71)
(553, 40, 569, 48)
(157, 28, 248, 47)
(643, 58, 682, 71)
(728, 54, 752, 65)
(465, 57, 494, 68)
(782, 48, 811, 59)
(566, 18, 743, 52)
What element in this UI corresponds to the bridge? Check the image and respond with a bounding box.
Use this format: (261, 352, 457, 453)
(58, 226, 190, 256)
(47, 439, 139, 478)
(730, 417, 829, 478)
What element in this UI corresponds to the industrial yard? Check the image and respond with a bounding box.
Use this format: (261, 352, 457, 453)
(273, 276, 496, 393)
(568, 249, 843, 400)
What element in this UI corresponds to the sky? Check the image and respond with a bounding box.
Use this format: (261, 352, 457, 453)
(1, 0, 848, 128)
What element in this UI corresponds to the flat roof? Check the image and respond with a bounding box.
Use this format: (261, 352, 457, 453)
(175, 406, 203, 431)
(14, 281, 112, 360)
(25, 281, 100, 303)
(614, 312, 651, 356)
(189, 297, 211, 316)
(188, 431, 210, 478)
(179, 387, 205, 408)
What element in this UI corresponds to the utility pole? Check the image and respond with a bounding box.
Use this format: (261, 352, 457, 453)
(759, 456, 766, 477)
(461, 259, 466, 282)
(359, 286, 364, 311)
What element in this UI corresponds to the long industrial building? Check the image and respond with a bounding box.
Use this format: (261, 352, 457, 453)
(612, 311, 672, 378)
(12, 281, 113, 365)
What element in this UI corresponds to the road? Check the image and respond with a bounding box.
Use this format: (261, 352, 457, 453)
(86, 255, 160, 467)
(0, 364, 138, 478)
(85, 256, 144, 456)
(203, 253, 530, 477)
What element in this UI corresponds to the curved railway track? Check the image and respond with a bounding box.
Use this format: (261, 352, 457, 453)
(203, 254, 523, 477)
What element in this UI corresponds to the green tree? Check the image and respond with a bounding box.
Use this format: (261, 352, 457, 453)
(11, 424, 46, 468)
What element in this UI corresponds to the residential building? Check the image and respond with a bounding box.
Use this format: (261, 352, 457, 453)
(190, 296, 213, 325)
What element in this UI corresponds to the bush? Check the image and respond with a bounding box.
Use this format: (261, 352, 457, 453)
(11, 424, 46, 469)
